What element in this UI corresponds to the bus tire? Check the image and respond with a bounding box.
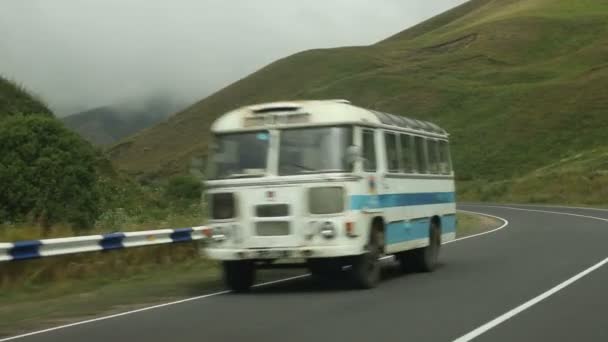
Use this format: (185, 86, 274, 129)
(351, 228, 381, 289)
(397, 220, 441, 273)
(223, 260, 255, 292)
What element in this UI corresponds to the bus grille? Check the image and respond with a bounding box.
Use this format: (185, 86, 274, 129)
(256, 204, 289, 217)
(256, 222, 290, 236)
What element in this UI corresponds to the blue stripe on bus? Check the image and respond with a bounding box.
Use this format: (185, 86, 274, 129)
(442, 214, 457, 234)
(386, 218, 430, 244)
(349, 192, 455, 210)
(385, 214, 457, 245)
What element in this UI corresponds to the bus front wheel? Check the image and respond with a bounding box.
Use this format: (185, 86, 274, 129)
(223, 260, 255, 292)
(351, 228, 382, 289)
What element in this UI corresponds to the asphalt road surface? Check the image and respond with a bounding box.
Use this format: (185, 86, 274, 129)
(3, 204, 608, 342)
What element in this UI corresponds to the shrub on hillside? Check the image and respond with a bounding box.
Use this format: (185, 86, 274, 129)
(0, 115, 100, 230)
(164, 175, 202, 201)
(0, 76, 52, 118)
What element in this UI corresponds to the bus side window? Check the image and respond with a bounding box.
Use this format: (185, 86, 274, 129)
(414, 136, 428, 174)
(384, 132, 399, 173)
(362, 129, 376, 172)
(428, 139, 440, 174)
(439, 140, 453, 174)
(400, 134, 415, 173)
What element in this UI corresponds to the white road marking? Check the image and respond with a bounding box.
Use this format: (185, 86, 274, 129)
(446, 210, 509, 244)
(453, 256, 608, 342)
(494, 203, 608, 213)
(0, 275, 307, 342)
(480, 205, 608, 222)
(251, 274, 310, 288)
(1, 209, 510, 342)
(452, 205, 608, 342)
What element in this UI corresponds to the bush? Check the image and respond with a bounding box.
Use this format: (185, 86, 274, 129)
(165, 175, 202, 201)
(0, 115, 100, 230)
(0, 76, 52, 119)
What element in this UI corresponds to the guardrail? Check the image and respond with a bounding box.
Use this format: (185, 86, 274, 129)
(0, 226, 210, 262)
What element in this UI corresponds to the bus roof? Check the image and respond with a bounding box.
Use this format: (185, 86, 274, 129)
(211, 100, 447, 136)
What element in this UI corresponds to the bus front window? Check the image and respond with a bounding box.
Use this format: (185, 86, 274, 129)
(279, 126, 353, 175)
(208, 131, 269, 179)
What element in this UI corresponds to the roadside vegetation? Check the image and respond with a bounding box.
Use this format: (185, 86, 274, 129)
(0, 75, 207, 240)
(0, 75, 52, 119)
(0, 75, 207, 321)
(456, 211, 501, 237)
(459, 147, 608, 206)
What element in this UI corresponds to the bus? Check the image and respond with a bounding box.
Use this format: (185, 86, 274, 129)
(204, 99, 456, 291)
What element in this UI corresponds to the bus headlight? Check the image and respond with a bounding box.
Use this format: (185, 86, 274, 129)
(308, 187, 345, 214)
(320, 222, 336, 239)
(212, 226, 229, 241)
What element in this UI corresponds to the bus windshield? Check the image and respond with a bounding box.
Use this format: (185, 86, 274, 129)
(208, 131, 269, 179)
(279, 126, 353, 175)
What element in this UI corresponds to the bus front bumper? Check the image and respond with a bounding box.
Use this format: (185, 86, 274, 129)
(205, 244, 365, 261)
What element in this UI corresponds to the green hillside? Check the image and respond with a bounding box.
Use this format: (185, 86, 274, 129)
(109, 0, 608, 204)
(0, 75, 52, 118)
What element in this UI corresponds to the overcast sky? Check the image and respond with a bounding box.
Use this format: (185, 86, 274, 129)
(0, 0, 466, 116)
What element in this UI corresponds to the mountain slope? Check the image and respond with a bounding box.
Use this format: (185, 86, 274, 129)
(62, 96, 185, 146)
(0, 75, 52, 118)
(109, 0, 608, 199)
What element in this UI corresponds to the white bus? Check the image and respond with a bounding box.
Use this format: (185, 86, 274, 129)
(204, 100, 456, 291)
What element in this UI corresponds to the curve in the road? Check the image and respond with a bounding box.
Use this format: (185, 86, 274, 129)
(453, 205, 608, 342)
(3, 204, 608, 342)
(0, 209, 509, 342)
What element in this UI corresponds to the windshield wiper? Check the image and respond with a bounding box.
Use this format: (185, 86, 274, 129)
(284, 162, 316, 171)
(300, 169, 346, 174)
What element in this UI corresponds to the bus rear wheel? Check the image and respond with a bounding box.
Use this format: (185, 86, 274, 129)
(397, 220, 441, 273)
(223, 260, 255, 292)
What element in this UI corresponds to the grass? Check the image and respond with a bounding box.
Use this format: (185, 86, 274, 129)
(0, 202, 206, 302)
(458, 147, 608, 205)
(0, 200, 205, 242)
(0, 260, 222, 338)
(456, 211, 501, 237)
(0, 212, 500, 337)
(108, 0, 608, 206)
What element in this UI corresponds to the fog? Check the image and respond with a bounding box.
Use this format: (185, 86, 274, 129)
(0, 0, 466, 116)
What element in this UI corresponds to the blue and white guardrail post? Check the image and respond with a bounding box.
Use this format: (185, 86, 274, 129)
(0, 226, 211, 262)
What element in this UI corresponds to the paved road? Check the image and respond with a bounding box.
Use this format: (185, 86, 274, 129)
(4, 204, 608, 342)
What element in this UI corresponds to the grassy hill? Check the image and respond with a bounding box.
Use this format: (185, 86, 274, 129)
(0, 75, 52, 118)
(62, 96, 185, 146)
(109, 0, 608, 204)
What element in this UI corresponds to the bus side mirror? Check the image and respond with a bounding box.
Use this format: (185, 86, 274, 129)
(346, 145, 362, 166)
